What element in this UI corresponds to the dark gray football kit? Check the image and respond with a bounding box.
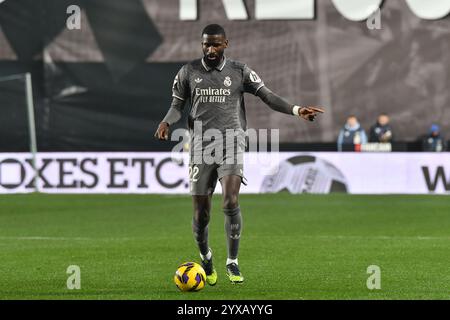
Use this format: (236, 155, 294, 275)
(163, 56, 294, 195)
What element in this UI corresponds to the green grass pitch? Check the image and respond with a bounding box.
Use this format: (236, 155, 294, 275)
(0, 193, 449, 300)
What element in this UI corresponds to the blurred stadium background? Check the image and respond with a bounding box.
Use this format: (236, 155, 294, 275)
(1, 0, 450, 300)
(1, 0, 450, 151)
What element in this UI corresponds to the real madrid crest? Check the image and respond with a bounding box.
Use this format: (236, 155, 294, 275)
(224, 76, 232, 87)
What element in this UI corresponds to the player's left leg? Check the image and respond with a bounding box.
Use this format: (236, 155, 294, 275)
(220, 174, 244, 283)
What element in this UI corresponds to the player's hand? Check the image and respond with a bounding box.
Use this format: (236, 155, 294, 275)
(154, 122, 170, 140)
(298, 106, 325, 122)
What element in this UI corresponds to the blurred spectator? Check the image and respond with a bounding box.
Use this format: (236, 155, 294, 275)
(337, 115, 368, 151)
(369, 113, 393, 143)
(422, 124, 446, 152)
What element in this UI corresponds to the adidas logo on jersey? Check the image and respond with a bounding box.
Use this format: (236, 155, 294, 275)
(194, 77, 203, 83)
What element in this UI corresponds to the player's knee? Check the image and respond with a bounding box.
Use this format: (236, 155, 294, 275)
(223, 206, 240, 217)
(222, 195, 238, 211)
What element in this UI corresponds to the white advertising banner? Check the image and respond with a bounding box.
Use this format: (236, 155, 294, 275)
(0, 152, 449, 194)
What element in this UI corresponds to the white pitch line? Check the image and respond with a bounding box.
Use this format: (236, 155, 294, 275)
(0, 236, 139, 241)
(0, 236, 92, 241)
(1, 235, 449, 242)
(303, 235, 450, 241)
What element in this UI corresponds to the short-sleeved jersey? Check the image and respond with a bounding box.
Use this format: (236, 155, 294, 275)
(172, 57, 265, 135)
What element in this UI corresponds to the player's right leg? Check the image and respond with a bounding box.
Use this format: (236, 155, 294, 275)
(192, 195, 217, 285)
(190, 163, 219, 285)
(192, 195, 211, 259)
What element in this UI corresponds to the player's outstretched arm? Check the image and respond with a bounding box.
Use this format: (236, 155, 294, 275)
(296, 105, 325, 122)
(154, 97, 185, 140)
(256, 86, 324, 122)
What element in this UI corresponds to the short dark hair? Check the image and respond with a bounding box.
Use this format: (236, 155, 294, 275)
(202, 24, 226, 38)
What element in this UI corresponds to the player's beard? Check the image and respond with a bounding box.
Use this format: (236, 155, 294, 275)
(204, 53, 223, 68)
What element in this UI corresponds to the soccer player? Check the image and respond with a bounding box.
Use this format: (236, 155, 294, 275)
(155, 24, 324, 284)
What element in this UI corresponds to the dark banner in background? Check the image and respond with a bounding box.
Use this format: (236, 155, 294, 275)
(0, 0, 449, 151)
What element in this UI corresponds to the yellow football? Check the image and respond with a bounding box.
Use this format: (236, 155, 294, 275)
(174, 262, 206, 292)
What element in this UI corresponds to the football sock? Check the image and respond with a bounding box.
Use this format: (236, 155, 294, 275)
(200, 250, 212, 261)
(224, 206, 242, 260)
(226, 258, 238, 266)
